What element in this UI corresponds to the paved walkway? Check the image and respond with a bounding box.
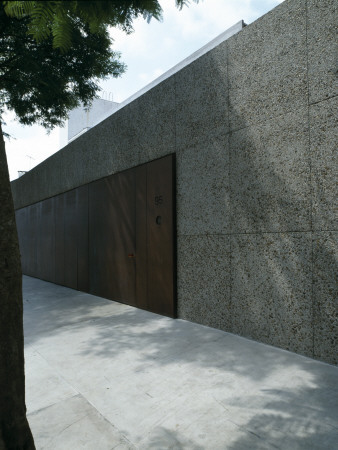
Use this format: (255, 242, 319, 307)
(23, 275, 338, 449)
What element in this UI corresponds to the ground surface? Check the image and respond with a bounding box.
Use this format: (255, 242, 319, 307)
(23, 275, 338, 449)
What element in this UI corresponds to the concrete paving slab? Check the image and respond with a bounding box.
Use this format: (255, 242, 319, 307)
(25, 348, 77, 414)
(23, 276, 338, 449)
(27, 394, 134, 449)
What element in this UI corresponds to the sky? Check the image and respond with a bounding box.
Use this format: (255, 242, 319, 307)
(4, 0, 283, 180)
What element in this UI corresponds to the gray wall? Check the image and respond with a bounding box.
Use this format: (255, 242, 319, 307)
(12, 0, 337, 365)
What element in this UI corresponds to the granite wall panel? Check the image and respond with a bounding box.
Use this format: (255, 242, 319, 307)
(177, 235, 231, 331)
(306, 0, 338, 104)
(11, 101, 141, 208)
(227, 0, 308, 131)
(136, 78, 176, 164)
(175, 43, 229, 151)
(313, 232, 338, 365)
(12, 0, 337, 364)
(231, 232, 313, 358)
(176, 130, 230, 235)
(309, 96, 338, 231)
(229, 109, 311, 233)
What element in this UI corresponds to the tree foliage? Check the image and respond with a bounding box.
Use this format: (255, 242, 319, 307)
(3, 0, 193, 51)
(0, 6, 125, 128)
(0, 1, 197, 447)
(1, 0, 198, 126)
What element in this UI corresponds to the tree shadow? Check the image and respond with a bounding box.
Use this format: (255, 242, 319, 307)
(23, 276, 338, 449)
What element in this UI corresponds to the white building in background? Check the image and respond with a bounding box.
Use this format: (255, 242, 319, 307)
(59, 97, 119, 147)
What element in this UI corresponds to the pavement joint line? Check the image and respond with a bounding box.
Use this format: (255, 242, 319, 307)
(23, 276, 338, 448)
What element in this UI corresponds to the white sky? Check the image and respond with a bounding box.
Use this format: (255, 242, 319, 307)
(4, 0, 283, 180)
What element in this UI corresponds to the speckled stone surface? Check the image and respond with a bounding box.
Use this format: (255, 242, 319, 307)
(230, 109, 311, 233)
(93, 100, 142, 172)
(11, 167, 41, 210)
(136, 77, 176, 164)
(176, 130, 230, 235)
(175, 43, 228, 151)
(309, 96, 338, 231)
(11, 100, 142, 208)
(307, 0, 338, 104)
(227, 0, 308, 131)
(313, 232, 338, 365)
(177, 235, 231, 331)
(231, 232, 313, 358)
(11, 0, 337, 365)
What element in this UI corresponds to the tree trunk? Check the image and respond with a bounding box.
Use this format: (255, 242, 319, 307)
(0, 123, 35, 449)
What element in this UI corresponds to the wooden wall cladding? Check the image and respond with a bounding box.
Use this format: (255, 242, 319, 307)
(15, 154, 176, 318)
(146, 155, 176, 317)
(37, 198, 55, 283)
(76, 185, 89, 293)
(54, 193, 65, 286)
(88, 170, 137, 306)
(54, 186, 89, 290)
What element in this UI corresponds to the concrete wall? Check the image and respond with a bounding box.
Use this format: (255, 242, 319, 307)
(11, 0, 337, 365)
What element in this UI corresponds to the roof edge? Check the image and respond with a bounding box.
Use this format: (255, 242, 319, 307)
(112, 20, 245, 114)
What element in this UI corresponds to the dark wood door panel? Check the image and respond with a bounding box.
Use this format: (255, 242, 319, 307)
(37, 198, 55, 283)
(15, 155, 176, 318)
(77, 185, 89, 292)
(89, 171, 136, 305)
(54, 193, 65, 286)
(147, 155, 176, 318)
(18, 204, 38, 277)
(27, 203, 39, 277)
(63, 189, 78, 289)
(15, 208, 28, 274)
(54, 186, 89, 291)
(135, 164, 148, 310)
